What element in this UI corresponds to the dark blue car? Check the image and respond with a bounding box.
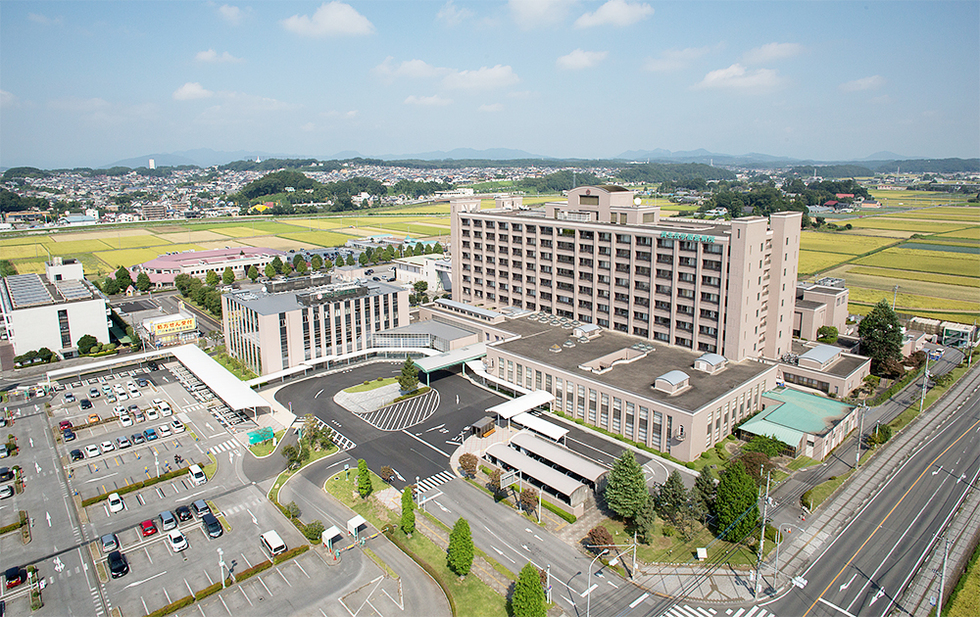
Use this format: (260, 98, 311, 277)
(143, 428, 158, 441)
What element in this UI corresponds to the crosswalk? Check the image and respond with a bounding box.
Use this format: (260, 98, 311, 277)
(662, 606, 776, 617)
(209, 439, 240, 454)
(416, 470, 455, 494)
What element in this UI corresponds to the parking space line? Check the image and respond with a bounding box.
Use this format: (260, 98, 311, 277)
(294, 561, 310, 579)
(144, 546, 153, 564)
(217, 592, 232, 615)
(163, 586, 172, 605)
(198, 603, 206, 617)
(258, 576, 273, 597)
(278, 568, 292, 587)
(204, 569, 213, 585)
(185, 578, 195, 598)
(240, 586, 253, 607)
(241, 552, 252, 568)
(141, 596, 149, 615)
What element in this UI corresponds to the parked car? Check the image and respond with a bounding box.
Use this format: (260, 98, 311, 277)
(139, 519, 158, 537)
(100, 533, 118, 553)
(134, 410, 146, 423)
(88, 413, 100, 424)
(106, 393, 118, 403)
(202, 513, 223, 538)
(107, 551, 129, 578)
(171, 419, 185, 433)
(147, 361, 158, 371)
(101, 384, 113, 395)
(175, 505, 192, 522)
(99, 441, 115, 454)
(115, 436, 132, 449)
(4, 567, 26, 589)
(131, 433, 146, 445)
(136, 377, 149, 387)
(89, 387, 100, 399)
(146, 408, 159, 421)
(70, 449, 84, 462)
(59, 420, 73, 431)
(108, 493, 124, 513)
(157, 424, 172, 438)
(62, 428, 76, 442)
(191, 499, 210, 517)
(120, 414, 133, 427)
(64, 392, 76, 403)
(85, 444, 101, 458)
(80, 399, 92, 410)
(113, 406, 127, 417)
(160, 510, 177, 531)
(0, 467, 12, 482)
(0, 485, 13, 499)
(143, 428, 158, 442)
(167, 529, 188, 552)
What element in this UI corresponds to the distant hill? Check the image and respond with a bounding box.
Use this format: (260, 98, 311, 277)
(104, 148, 287, 169)
(863, 151, 915, 161)
(617, 148, 802, 167)
(376, 147, 548, 161)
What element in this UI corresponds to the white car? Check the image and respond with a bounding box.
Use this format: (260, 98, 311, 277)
(170, 419, 185, 433)
(120, 414, 133, 427)
(167, 529, 188, 552)
(113, 406, 126, 417)
(159, 402, 172, 416)
(107, 492, 124, 513)
(146, 408, 159, 421)
(113, 384, 126, 396)
(157, 425, 172, 438)
(85, 444, 101, 458)
(100, 441, 115, 454)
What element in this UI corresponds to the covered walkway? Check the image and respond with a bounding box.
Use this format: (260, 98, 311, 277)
(412, 343, 487, 385)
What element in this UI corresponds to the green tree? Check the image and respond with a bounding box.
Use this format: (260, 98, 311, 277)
(692, 468, 717, 514)
(398, 356, 419, 392)
(206, 270, 220, 287)
(264, 263, 276, 279)
(604, 450, 647, 521)
(357, 458, 372, 498)
(411, 280, 429, 305)
(458, 453, 477, 477)
(247, 265, 259, 282)
(103, 276, 120, 295)
(432, 242, 444, 254)
(447, 517, 474, 577)
(310, 254, 323, 270)
(511, 562, 547, 617)
(358, 252, 369, 266)
(816, 325, 838, 344)
(345, 254, 356, 267)
(76, 334, 98, 354)
(743, 434, 787, 458)
(222, 267, 235, 285)
(302, 520, 325, 543)
(633, 492, 658, 543)
(292, 253, 306, 270)
(866, 423, 892, 447)
(400, 486, 415, 535)
(655, 470, 688, 525)
(135, 271, 152, 292)
(271, 256, 285, 274)
(715, 461, 759, 541)
(858, 299, 904, 373)
(115, 265, 133, 290)
(323, 258, 333, 270)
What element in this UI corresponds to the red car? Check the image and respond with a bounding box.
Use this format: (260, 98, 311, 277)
(4, 567, 26, 589)
(139, 520, 158, 537)
(59, 420, 73, 431)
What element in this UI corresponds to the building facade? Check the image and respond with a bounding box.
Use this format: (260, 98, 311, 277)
(451, 185, 801, 362)
(222, 277, 409, 375)
(130, 247, 287, 288)
(794, 279, 849, 341)
(0, 259, 110, 357)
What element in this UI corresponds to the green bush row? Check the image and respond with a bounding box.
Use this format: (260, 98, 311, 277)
(552, 410, 694, 468)
(864, 367, 925, 408)
(145, 595, 194, 617)
(0, 511, 27, 536)
(82, 468, 190, 507)
(393, 386, 431, 404)
(195, 579, 232, 602)
(274, 544, 309, 565)
(541, 499, 577, 523)
(235, 559, 273, 582)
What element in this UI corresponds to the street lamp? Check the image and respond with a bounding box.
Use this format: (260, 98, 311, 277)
(218, 548, 227, 588)
(587, 549, 609, 617)
(774, 523, 806, 585)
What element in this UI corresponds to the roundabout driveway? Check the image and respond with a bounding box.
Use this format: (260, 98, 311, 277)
(354, 388, 441, 431)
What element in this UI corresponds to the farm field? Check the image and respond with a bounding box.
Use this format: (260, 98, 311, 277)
(798, 250, 854, 276)
(846, 218, 972, 234)
(852, 247, 979, 277)
(800, 232, 896, 255)
(867, 190, 973, 209)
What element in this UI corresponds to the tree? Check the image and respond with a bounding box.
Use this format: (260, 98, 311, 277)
(447, 518, 474, 577)
(264, 263, 276, 279)
(380, 465, 395, 483)
(511, 562, 547, 617)
(114, 265, 133, 290)
(432, 242, 444, 254)
(357, 458, 372, 498)
(345, 254, 356, 267)
(76, 334, 98, 355)
(323, 258, 333, 270)
(859, 299, 903, 373)
(398, 355, 419, 392)
(743, 434, 787, 458)
(285, 501, 301, 519)
(206, 270, 220, 287)
(715, 462, 759, 541)
(310, 254, 323, 270)
(222, 267, 235, 285)
(633, 492, 658, 544)
(488, 468, 503, 494)
(604, 450, 647, 521)
(655, 470, 688, 525)
(272, 256, 285, 274)
(135, 271, 152, 292)
(303, 520, 325, 543)
(358, 252, 369, 266)
(247, 265, 259, 282)
(866, 423, 892, 447)
(459, 453, 478, 477)
(587, 525, 614, 552)
(520, 487, 538, 514)
(816, 325, 838, 344)
(281, 444, 301, 469)
(400, 486, 415, 535)
(103, 276, 120, 295)
(293, 254, 305, 270)
(692, 468, 717, 514)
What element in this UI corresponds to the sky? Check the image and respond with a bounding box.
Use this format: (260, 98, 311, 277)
(1, 1, 978, 169)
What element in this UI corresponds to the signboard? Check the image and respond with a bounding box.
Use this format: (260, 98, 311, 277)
(152, 316, 196, 335)
(248, 427, 274, 444)
(660, 231, 715, 244)
(499, 470, 518, 488)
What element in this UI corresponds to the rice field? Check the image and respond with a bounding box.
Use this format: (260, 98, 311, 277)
(276, 231, 357, 247)
(94, 243, 205, 268)
(798, 251, 853, 275)
(98, 234, 174, 249)
(846, 218, 971, 234)
(853, 247, 980, 278)
(937, 228, 980, 240)
(843, 265, 979, 288)
(156, 230, 233, 243)
(847, 287, 978, 312)
(800, 232, 896, 255)
(44, 239, 113, 255)
(868, 190, 973, 209)
(235, 236, 321, 251)
(0, 243, 48, 260)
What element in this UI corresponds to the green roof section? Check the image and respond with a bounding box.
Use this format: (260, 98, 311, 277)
(741, 387, 856, 446)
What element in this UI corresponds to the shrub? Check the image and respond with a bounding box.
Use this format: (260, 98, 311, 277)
(587, 526, 613, 551)
(541, 500, 576, 523)
(274, 544, 309, 564)
(303, 520, 325, 543)
(459, 453, 478, 477)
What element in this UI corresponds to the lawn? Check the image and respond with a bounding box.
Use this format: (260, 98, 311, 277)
(803, 470, 854, 509)
(798, 250, 853, 275)
(800, 232, 896, 255)
(847, 218, 971, 234)
(853, 247, 980, 277)
(601, 516, 768, 567)
(946, 534, 980, 617)
(248, 430, 285, 457)
(787, 456, 820, 471)
(343, 377, 397, 393)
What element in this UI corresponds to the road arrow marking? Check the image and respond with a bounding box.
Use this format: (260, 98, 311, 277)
(840, 573, 857, 591)
(932, 466, 941, 476)
(869, 587, 885, 606)
(580, 584, 597, 598)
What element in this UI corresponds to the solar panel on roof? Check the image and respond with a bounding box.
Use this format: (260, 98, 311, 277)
(4, 274, 54, 308)
(55, 280, 93, 300)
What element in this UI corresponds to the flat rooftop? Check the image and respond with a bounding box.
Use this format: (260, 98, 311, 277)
(493, 315, 774, 413)
(1, 273, 102, 310)
(789, 341, 868, 377)
(224, 279, 401, 315)
(466, 207, 735, 236)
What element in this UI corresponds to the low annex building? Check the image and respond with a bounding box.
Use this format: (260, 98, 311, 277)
(130, 247, 287, 288)
(738, 387, 858, 460)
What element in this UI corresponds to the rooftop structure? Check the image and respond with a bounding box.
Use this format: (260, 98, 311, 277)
(130, 247, 287, 287)
(740, 387, 858, 460)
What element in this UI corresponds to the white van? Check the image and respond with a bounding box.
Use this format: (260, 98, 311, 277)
(188, 464, 207, 486)
(260, 530, 287, 557)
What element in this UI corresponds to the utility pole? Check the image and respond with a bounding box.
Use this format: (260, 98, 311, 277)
(892, 285, 899, 310)
(919, 353, 931, 415)
(937, 536, 949, 617)
(855, 405, 866, 469)
(755, 468, 771, 599)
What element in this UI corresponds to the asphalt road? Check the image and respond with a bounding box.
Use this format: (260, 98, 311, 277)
(762, 365, 980, 617)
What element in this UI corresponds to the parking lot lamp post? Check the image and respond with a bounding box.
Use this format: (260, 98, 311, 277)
(218, 548, 227, 588)
(154, 451, 159, 477)
(587, 549, 608, 617)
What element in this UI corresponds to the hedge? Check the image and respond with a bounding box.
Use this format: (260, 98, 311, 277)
(82, 468, 190, 507)
(0, 510, 27, 536)
(145, 595, 194, 617)
(541, 500, 576, 524)
(274, 544, 309, 565)
(862, 367, 925, 408)
(195, 579, 232, 602)
(392, 386, 431, 404)
(235, 559, 273, 582)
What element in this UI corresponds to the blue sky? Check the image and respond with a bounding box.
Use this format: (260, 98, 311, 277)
(2, 1, 978, 168)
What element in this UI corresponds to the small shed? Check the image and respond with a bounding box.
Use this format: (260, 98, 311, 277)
(469, 416, 496, 438)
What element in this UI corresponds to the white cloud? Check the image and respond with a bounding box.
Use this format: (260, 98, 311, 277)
(479, 103, 504, 112)
(374, 57, 449, 79)
(437, 1, 474, 26)
(509, 0, 575, 30)
(574, 0, 652, 28)
(404, 95, 453, 107)
(743, 42, 802, 64)
(443, 65, 519, 90)
(557, 49, 608, 70)
(0, 90, 17, 108)
(28, 13, 63, 26)
(839, 75, 886, 92)
(172, 82, 214, 100)
(281, 2, 374, 37)
(217, 4, 245, 25)
(195, 49, 243, 63)
(695, 64, 781, 90)
(644, 46, 715, 72)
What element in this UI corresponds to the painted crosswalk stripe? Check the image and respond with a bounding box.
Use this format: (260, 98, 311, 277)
(417, 470, 455, 493)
